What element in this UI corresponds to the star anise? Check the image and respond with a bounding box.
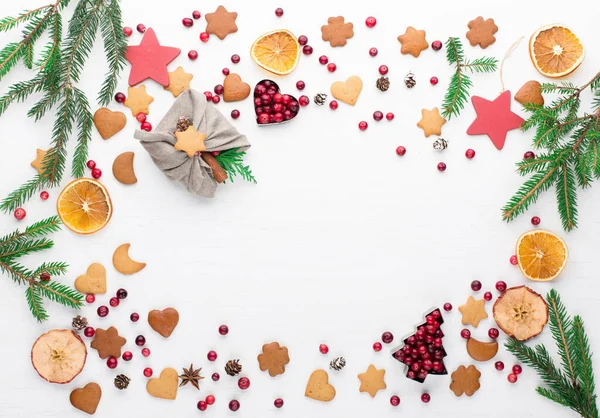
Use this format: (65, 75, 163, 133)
(179, 364, 204, 390)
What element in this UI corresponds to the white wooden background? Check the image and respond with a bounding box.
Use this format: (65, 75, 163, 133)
(0, 0, 599, 417)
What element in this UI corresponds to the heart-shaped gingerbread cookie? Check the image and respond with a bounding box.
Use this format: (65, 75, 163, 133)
(305, 369, 336, 402)
(93, 108, 127, 140)
(254, 79, 300, 125)
(146, 367, 178, 400)
(70, 382, 102, 415)
(148, 308, 179, 338)
(74, 263, 107, 295)
(224, 73, 250, 102)
(330, 76, 363, 106)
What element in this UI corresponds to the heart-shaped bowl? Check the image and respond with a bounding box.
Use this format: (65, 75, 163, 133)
(253, 79, 300, 126)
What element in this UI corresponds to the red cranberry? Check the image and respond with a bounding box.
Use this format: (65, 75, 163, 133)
(471, 280, 482, 291)
(109, 297, 119, 307)
(358, 121, 368, 131)
(512, 365, 523, 375)
(199, 32, 210, 42)
(212, 95, 221, 104)
(378, 65, 389, 75)
(318, 55, 328, 64)
(222, 67, 230, 75)
(484, 291, 493, 301)
(85, 294, 95, 304)
(231, 54, 240, 64)
(238, 377, 250, 390)
(140, 121, 152, 131)
(136, 24, 146, 33)
(143, 367, 153, 377)
(116, 288, 128, 299)
(531, 216, 541, 225)
(122, 351, 133, 361)
(273, 112, 284, 123)
(302, 45, 313, 55)
(421, 393, 431, 403)
(207, 350, 217, 361)
(39, 272, 51, 281)
(298, 35, 308, 45)
(369, 47, 378, 57)
(365, 16, 377, 27)
(411, 362, 421, 372)
(91, 168, 102, 179)
(227, 109, 240, 119)
(496, 281, 507, 292)
(135, 335, 146, 346)
(257, 113, 270, 124)
(136, 112, 147, 123)
(86, 159, 95, 169)
(461, 329, 471, 339)
(215, 325, 228, 336)
(197, 401, 207, 411)
(319, 344, 329, 354)
(433, 337, 443, 348)
(204, 91, 213, 101)
(390, 395, 400, 406)
(396, 146, 406, 156)
(443, 302, 452, 311)
(141, 348, 151, 357)
(40, 191, 49, 200)
(489, 328, 500, 339)
(327, 63, 337, 72)
(114, 92, 126, 103)
(432, 40, 443, 51)
(437, 162, 446, 172)
(299, 95, 310, 107)
(182, 18, 194, 27)
(229, 400, 240, 412)
(214, 84, 224, 95)
(495, 361, 505, 371)
(524, 151, 535, 160)
(296, 80, 305, 90)
(188, 50, 198, 60)
(274, 398, 284, 408)
(192, 10, 201, 19)
(373, 342, 382, 352)
(431, 310, 441, 319)
(107, 357, 118, 369)
(386, 112, 394, 121)
(510, 255, 518, 265)
(130, 312, 139, 322)
(508, 373, 518, 383)
(84, 327, 95, 337)
(275, 7, 284, 17)
(430, 76, 439, 85)
(97, 306, 109, 317)
(381, 332, 394, 344)
(212, 373, 220, 381)
(205, 395, 215, 405)
(123, 27, 132, 37)
(329, 100, 338, 110)
(407, 370, 416, 379)
(465, 148, 476, 159)
(373, 111, 384, 121)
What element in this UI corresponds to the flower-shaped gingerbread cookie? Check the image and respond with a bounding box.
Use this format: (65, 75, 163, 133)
(258, 342, 290, 377)
(450, 365, 481, 396)
(466, 17, 498, 48)
(321, 16, 354, 47)
(90, 327, 126, 359)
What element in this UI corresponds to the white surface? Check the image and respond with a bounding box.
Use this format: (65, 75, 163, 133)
(0, 0, 599, 417)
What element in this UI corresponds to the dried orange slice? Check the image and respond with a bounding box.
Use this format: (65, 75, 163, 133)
(251, 29, 300, 75)
(516, 230, 568, 281)
(529, 24, 584, 78)
(57, 178, 112, 235)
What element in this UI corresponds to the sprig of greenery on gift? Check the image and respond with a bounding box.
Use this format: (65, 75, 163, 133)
(0, 0, 127, 213)
(502, 71, 600, 231)
(441, 37, 498, 119)
(215, 148, 257, 184)
(506, 289, 598, 418)
(0, 216, 82, 321)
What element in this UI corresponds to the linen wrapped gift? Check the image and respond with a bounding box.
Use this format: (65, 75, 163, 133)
(134, 89, 251, 198)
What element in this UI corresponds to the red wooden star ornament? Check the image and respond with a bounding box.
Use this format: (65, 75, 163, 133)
(466, 90, 524, 150)
(126, 28, 181, 87)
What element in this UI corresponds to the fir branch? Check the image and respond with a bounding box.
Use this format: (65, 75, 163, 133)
(502, 165, 559, 222)
(556, 162, 578, 231)
(0, 175, 45, 213)
(25, 286, 48, 322)
(215, 148, 257, 184)
(0, 5, 52, 33)
(0, 75, 47, 116)
(97, 0, 126, 106)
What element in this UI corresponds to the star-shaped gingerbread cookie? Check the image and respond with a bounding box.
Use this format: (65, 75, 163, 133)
(358, 364, 386, 397)
(321, 16, 354, 47)
(466, 17, 498, 48)
(417, 108, 446, 137)
(90, 326, 126, 359)
(205, 6, 238, 40)
(450, 365, 481, 396)
(30, 149, 47, 174)
(398, 27, 429, 57)
(174, 126, 207, 158)
(124, 85, 154, 116)
(459, 296, 488, 327)
(164, 67, 194, 98)
(258, 342, 290, 377)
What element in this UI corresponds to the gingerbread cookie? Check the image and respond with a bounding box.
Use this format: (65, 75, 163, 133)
(205, 6, 238, 40)
(30, 149, 47, 174)
(321, 16, 354, 47)
(466, 17, 498, 49)
(450, 365, 481, 396)
(148, 308, 179, 338)
(112, 243, 146, 275)
(124, 85, 154, 116)
(112, 152, 138, 185)
(466, 337, 498, 362)
(74, 263, 107, 294)
(515, 80, 544, 106)
(223, 74, 250, 102)
(174, 126, 207, 157)
(70, 383, 102, 415)
(164, 67, 193, 98)
(417, 108, 446, 137)
(147, 367, 178, 400)
(398, 27, 429, 57)
(330, 76, 363, 106)
(358, 364, 386, 398)
(90, 327, 126, 359)
(305, 370, 336, 402)
(258, 342, 290, 377)
(459, 296, 488, 327)
(93, 108, 126, 140)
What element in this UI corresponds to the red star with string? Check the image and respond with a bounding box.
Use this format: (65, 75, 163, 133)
(466, 90, 524, 150)
(126, 28, 181, 87)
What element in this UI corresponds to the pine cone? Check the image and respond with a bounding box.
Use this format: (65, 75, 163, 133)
(71, 315, 88, 331)
(433, 138, 449, 150)
(329, 357, 346, 371)
(114, 374, 130, 390)
(314, 93, 327, 106)
(376, 77, 390, 92)
(224, 359, 242, 376)
(404, 72, 416, 88)
(175, 116, 192, 133)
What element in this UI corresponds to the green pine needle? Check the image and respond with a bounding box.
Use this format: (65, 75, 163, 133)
(215, 148, 257, 184)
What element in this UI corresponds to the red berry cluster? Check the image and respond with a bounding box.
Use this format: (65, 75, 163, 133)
(86, 159, 102, 179)
(496, 361, 522, 383)
(254, 80, 300, 124)
(392, 309, 447, 382)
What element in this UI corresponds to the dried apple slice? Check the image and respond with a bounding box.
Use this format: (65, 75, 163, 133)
(493, 286, 548, 341)
(31, 329, 87, 384)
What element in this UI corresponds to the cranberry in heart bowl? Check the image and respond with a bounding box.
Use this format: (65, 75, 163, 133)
(254, 79, 300, 125)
